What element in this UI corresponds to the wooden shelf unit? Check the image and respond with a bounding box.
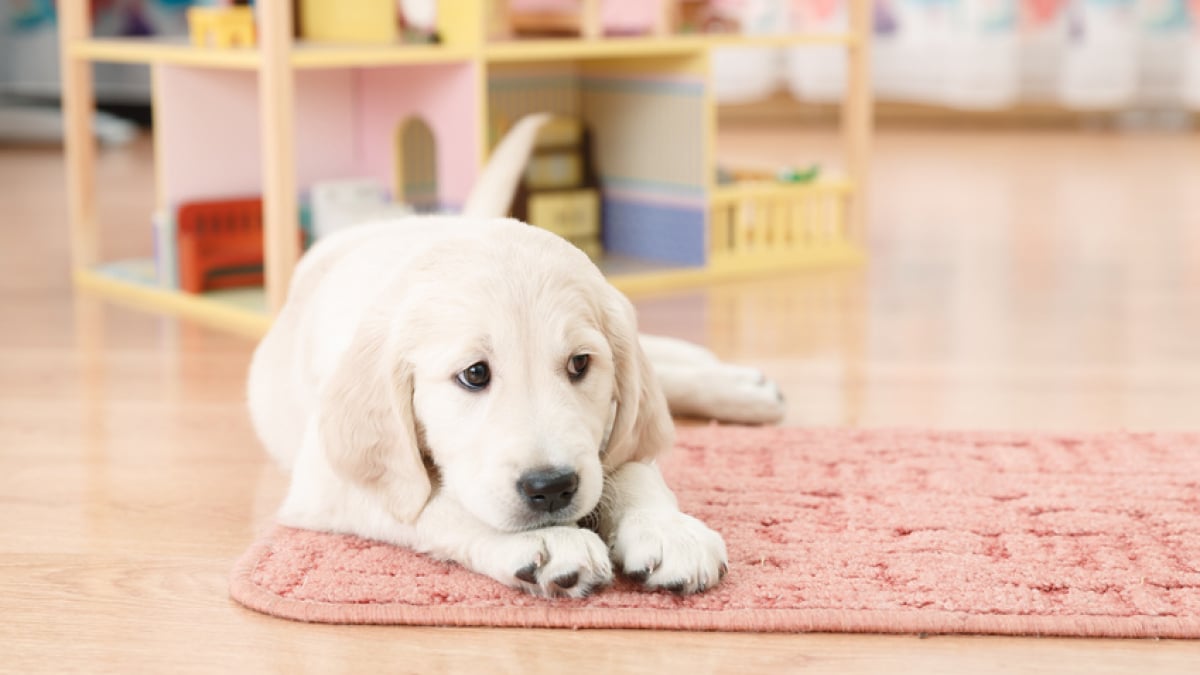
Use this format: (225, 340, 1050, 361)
(59, 1, 872, 337)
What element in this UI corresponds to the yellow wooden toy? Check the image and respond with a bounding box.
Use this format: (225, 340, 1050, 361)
(187, 6, 257, 48)
(299, 0, 398, 44)
(512, 116, 601, 258)
(494, 0, 602, 39)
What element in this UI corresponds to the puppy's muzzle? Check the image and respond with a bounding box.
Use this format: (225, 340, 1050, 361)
(517, 467, 578, 513)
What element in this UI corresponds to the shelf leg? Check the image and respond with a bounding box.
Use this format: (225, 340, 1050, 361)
(58, 1, 99, 272)
(258, 0, 300, 315)
(841, 0, 873, 247)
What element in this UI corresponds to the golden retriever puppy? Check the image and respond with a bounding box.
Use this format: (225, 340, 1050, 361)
(247, 117, 784, 598)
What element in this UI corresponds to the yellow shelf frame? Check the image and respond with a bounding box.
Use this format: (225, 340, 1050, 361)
(70, 32, 854, 69)
(74, 268, 272, 338)
(70, 37, 261, 69)
(76, 239, 861, 341)
(290, 42, 476, 67)
(484, 32, 852, 62)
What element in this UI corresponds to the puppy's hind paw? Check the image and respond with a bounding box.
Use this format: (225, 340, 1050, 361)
(720, 369, 787, 425)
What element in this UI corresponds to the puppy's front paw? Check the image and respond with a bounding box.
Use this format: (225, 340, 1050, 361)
(610, 510, 728, 595)
(491, 526, 613, 598)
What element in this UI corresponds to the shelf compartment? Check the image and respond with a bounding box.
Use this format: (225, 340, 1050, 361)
(68, 37, 475, 70)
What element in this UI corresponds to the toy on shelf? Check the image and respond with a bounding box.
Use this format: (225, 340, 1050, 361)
(676, 0, 739, 34)
(177, 198, 268, 293)
(310, 179, 416, 241)
(299, 0, 439, 44)
(776, 165, 821, 184)
(187, 5, 257, 48)
(152, 209, 178, 289)
(511, 116, 601, 259)
(177, 197, 309, 294)
(494, 0, 602, 38)
(299, 0, 396, 43)
(717, 164, 822, 185)
(176, 197, 265, 293)
(710, 160, 845, 269)
(400, 0, 440, 43)
(493, 0, 682, 38)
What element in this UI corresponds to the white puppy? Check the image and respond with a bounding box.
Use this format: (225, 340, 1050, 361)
(247, 117, 784, 598)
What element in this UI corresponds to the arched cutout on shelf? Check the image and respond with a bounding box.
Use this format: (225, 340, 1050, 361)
(395, 117, 439, 213)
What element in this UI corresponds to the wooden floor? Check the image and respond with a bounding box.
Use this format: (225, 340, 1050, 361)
(2, 125, 1199, 672)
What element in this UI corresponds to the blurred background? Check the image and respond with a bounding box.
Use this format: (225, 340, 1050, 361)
(720, 0, 1200, 124)
(2, 0, 1198, 432)
(5, 0, 1200, 141)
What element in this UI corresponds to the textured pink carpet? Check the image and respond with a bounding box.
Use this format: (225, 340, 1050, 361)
(231, 427, 1200, 637)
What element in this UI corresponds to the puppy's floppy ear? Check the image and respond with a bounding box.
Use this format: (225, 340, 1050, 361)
(600, 288, 675, 469)
(318, 313, 431, 523)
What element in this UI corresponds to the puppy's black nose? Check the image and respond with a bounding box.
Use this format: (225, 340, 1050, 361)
(517, 468, 579, 513)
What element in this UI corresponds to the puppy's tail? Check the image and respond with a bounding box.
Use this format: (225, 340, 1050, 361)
(462, 113, 552, 219)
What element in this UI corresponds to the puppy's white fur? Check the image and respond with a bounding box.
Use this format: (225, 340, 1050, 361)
(248, 116, 782, 598)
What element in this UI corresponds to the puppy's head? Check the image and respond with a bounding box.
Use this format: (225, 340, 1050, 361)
(319, 219, 673, 532)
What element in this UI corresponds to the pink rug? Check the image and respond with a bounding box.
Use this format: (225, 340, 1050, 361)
(230, 427, 1200, 637)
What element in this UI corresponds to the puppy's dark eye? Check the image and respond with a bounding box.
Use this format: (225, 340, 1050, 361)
(456, 362, 491, 391)
(567, 354, 590, 382)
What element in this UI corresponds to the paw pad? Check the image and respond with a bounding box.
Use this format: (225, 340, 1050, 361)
(514, 563, 539, 585)
(552, 572, 579, 590)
